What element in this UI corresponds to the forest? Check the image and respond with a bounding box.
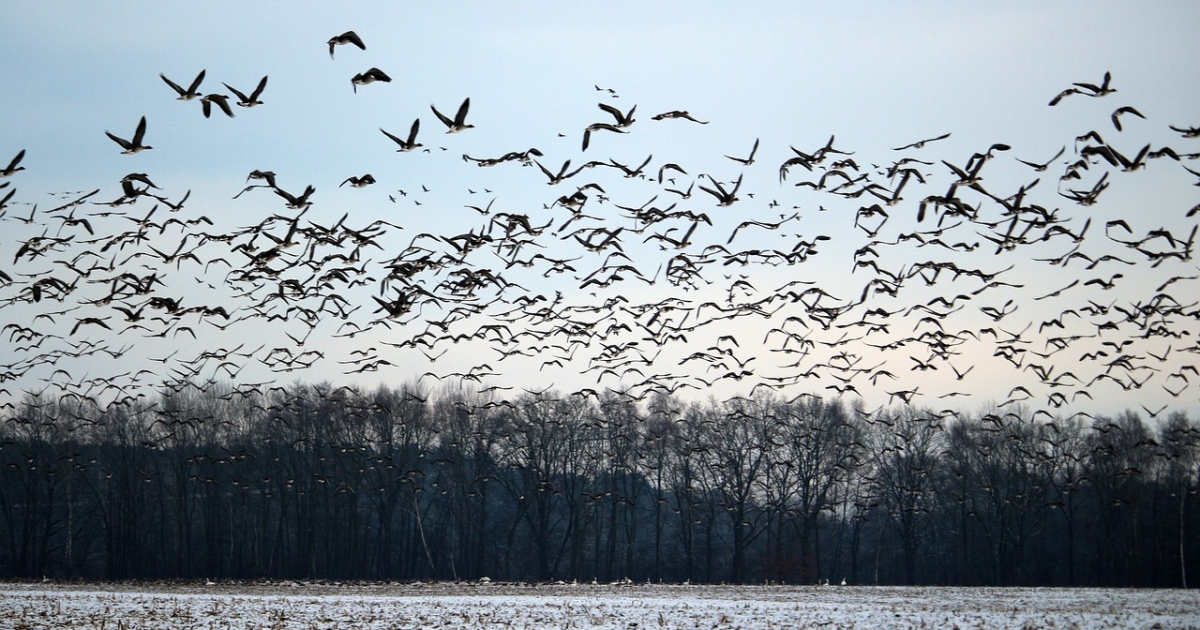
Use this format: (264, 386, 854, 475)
(1, 381, 1196, 587)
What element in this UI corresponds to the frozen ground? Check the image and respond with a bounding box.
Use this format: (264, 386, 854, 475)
(1, 581, 1197, 629)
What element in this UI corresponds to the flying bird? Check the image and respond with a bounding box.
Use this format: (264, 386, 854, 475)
(200, 93, 234, 118)
(275, 184, 315, 209)
(651, 110, 708, 124)
(1073, 71, 1117, 96)
(380, 119, 423, 152)
(0, 150, 25, 178)
(1110, 106, 1144, 131)
(699, 173, 743, 206)
(1049, 71, 1115, 105)
(105, 116, 152, 154)
(893, 132, 950, 151)
(1168, 124, 1200, 138)
(246, 169, 276, 188)
(328, 31, 366, 58)
(351, 67, 391, 93)
(1016, 146, 1065, 171)
(70, 317, 111, 336)
(160, 70, 206, 100)
(431, 98, 474, 133)
(725, 138, 760, 165)
(597, 102, 636, 127)
(340, 174, 376, 188)
(223, 76, 268, 107)
(121, 172, 159, 189)
(535, 159, 584, 185)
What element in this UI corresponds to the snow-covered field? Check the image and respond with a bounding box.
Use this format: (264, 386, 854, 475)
(1, 581, 1197, 629)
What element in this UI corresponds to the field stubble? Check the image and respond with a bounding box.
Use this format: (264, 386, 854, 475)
(1, 581, 1197, 629)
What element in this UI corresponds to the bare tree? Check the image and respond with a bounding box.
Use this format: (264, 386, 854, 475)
(867, 407, 943, 584)
(1159, 411, 1200, 588)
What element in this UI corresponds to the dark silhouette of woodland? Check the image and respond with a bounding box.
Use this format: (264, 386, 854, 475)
(1, 382, 1196, 587)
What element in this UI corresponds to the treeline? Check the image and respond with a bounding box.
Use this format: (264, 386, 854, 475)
(1, 381, 1196, 587)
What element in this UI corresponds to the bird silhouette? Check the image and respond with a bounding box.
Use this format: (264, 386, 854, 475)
(380, 119, 423, 152)
(105, 116, 152, 154)
(698, 174, 742, 206)
(0, 150, 25, 177)
(431, 98, 474, 133)
(340, 174, 376, 188)
(351, 67, 391, 92)
(223, 76, 268, 107)
(160, 70, 206, 100)
(651, 110, 708, 124)
(200, 93, 234, 118)
(725, 138, 759, 165)
(328, 31, 366, 58)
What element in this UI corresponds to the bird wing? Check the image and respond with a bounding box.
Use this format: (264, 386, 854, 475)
(454, 97, 471, 125)
(250, 75, 268, 99)
(729, 173, 743, 194)
(213, 96, 234, 117)
(597, 102, 622, 122)
(380, 127, 407, 147)
(160, 73, 186, 96)
(132, 116, 147, 144)
(5, 150, 24, 171)
(186, 69, 206, 94)
(431, 104, 455, 128)
(105, 131, 131, 150)
(223, 83, 250, 102)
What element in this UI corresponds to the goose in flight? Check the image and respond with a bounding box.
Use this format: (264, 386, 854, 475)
(725, 138, 759, 165)
(223, 76, 268, 107)
(1073, 71, 1117, 96)
(105, 116, 152, 154)
(1049, 71, 1115, 105)
(160, 70, 206, 100)
(121, 172, 159, 189)
(70, 317, 111, 336)
(248, 169, 276, 187)
(582, 122, 625, 151)
(275, 184, 315, 209)
(657, 162, 687, 184)
(380, 119, 422, 152)
(1110, 106, 1144, 131)
(328, 31, 366, 58)
(1016, 146, 1064, 171)
(535, 159, 585, 185)
(1168, 124, 1200, 138)
(651, 110, 708, 124)
(892, 132, 950, 151)
(340, 174, 376, 188)
(351, 67, 391, 93)
(597, 102, 636, 127)
(699, 173, 742, 206)
(610, 154, 652, 178)
(200, 93, 234, 118)
(431, 98, 474, 133)
(0, 150, 24, 178)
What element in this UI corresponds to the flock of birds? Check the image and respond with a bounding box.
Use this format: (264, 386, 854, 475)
(1, 32, 1198, 424)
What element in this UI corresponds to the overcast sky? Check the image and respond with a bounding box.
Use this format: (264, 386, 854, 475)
(2, 2, 1198, 418)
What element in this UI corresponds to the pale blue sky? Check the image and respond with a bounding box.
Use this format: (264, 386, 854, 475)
(2, 2, 1198, 417)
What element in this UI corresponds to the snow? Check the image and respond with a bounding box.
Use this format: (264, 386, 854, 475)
(1, 582, 1197, 629)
